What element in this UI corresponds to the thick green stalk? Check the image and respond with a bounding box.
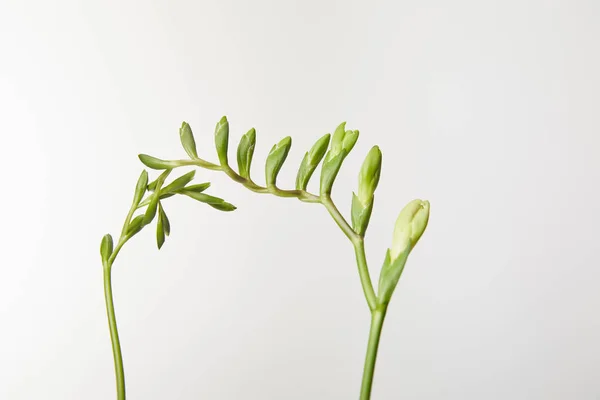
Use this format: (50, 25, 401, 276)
(360, 305, 388, 400)
(103, 264, 126, 400)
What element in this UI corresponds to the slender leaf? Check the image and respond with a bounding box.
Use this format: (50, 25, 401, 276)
(182, 192, 236, 212)
(156, 203, 165, 249)
(159, 203, 170, 236)
(162, 171, 196, 193)
(179, 182, 211, 193)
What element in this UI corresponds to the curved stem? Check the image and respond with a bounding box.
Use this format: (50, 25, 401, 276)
(353, 240, 377, 312)
(360, 305, 388, 400)
(103, 265, 126, 400)
(321, 195, 360, 243)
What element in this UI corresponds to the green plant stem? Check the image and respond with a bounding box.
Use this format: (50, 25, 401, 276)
(322, 195, 377, 311)
(103, 264, 126, 400)
(360, 305, 388, 400)
(104, 237, 129, 399)
(353, 240, 377, 312)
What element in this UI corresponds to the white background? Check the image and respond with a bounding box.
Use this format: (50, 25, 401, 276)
(1, 1, 599, 399)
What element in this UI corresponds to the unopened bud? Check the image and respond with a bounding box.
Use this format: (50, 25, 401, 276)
(357, 146, 382, 206)
(390, 199, 430, 261)
(265, 136, 292, 187)
(214, 116, 229, 166)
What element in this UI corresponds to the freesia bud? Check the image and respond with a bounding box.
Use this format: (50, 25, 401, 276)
(342, 129, 359, 153)
(328, 122, 347, 159)
(357, 146, 382, 206)
(138, 154, 180, 170)
(179, 122, 198, 159)
(100, 234, 113, 264)
(236, 128, 256, 179)
(265, 137, 292, 188)
(390, 199, 430, 262)
(296, 133, 330, 190)
(377, 199, 430, 305)
(320, 122, 359, 195)
(214, 116, 229, 166)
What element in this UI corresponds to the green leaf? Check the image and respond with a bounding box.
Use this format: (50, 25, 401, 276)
(179, 182, 211, 193)
(159, 203, 170, 236)
(143, 169, 171, 225)
(127, 215, 145, 236)
(295, 133, 330, 190)
(162, 171, 196, 193)
(351, 192, 374, 236)
(144, 195, 159, 225)
(237, 128, 256, 179)
(100, 234, 113, 263)
(214, 116, 229, 166)
(265, 136, 292, 187)
(208, 201, 237, 212)
(179, 122, 198, 159)
(320, 150, 346, 195)
(132, 170, 148, 207)
(182, 192, 236, 212)
(138, 182, 210, 208)
(156, 203, 166, 249)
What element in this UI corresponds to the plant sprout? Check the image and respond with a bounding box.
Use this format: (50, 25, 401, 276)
(101, 116, 430, 400)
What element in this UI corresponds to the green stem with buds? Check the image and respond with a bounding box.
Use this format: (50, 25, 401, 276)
(129, 118, 431, 400)
(151, 156, 385, 397)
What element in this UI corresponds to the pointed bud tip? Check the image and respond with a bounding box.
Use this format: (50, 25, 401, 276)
(279, 136, 292, 147)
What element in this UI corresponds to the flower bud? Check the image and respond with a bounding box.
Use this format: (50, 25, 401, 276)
(214, 116, 229, 166)
(328, 122, 347, 159)
(100, 234, 113, 264)
(132, 170, 149, 207)
(179, 122, 198, 159)
(138, 154, 179, 170)
(236, 128, 256, 179)
(296, 133, 330, 190)
(390, 199, 430, 262)
(351, 192, 373, 236)
(342, 129, 359, 153)
(357, 146, 382, 206)
(320, 150, 346, 195)
(265, 136, 292, 187)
